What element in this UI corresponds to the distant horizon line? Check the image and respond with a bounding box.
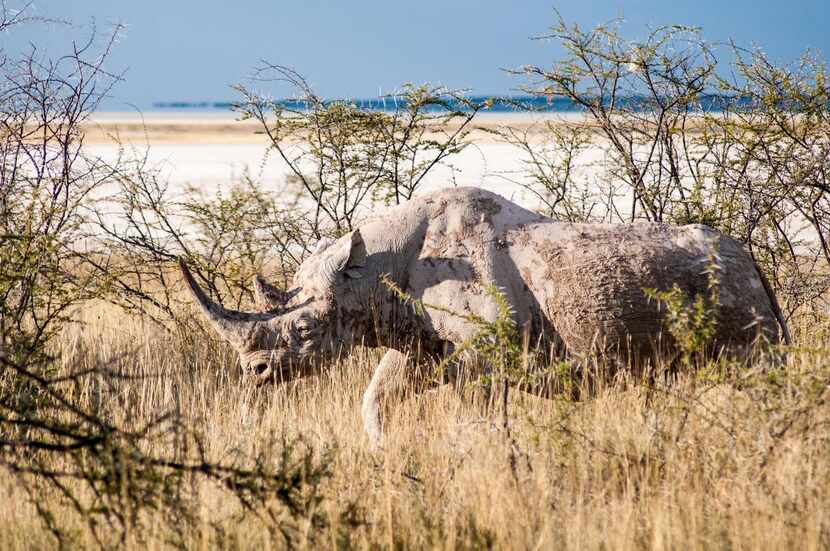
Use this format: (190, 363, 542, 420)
(151, 94, 560, 112)
(150, 93, 758, 113)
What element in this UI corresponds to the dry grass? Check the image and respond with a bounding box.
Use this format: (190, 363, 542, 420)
(1, 301, 829, 550)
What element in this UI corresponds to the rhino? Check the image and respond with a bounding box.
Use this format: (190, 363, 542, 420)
(180, 187, 790, 444)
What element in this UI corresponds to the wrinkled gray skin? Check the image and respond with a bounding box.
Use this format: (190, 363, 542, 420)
(181, 187, 790, 445)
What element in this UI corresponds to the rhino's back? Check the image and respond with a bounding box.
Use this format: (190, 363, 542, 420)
(367, 188, 780, 355)
(417, 187, 545, 244)
(356, 187, 544, 262)
(509, 221, 780, 355)
(362, 187, 543, 232)
(397, 188, 547, 340)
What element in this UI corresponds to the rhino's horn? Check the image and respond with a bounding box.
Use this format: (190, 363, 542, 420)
(253, 274, 292, 311)
(178, 258, 260, 347)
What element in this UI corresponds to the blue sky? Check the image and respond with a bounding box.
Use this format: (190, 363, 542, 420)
(5, 1, 829, 110)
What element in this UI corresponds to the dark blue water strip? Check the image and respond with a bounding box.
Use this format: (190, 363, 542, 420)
(151, 94, 770, 113)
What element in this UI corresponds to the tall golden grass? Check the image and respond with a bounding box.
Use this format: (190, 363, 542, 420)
(1, 297, 828, 550)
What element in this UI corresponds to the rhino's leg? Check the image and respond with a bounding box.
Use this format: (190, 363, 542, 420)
(361, 348, 433, 447)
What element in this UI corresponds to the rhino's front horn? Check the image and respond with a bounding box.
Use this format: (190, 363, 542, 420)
(178, 258, 263, 347)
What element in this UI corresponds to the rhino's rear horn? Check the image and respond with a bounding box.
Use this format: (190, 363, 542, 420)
(253, 275, 293, 311)
(178, 258, 259, 347)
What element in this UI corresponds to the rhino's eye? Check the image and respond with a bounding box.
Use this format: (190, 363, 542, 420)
(295, 319, 315, 337)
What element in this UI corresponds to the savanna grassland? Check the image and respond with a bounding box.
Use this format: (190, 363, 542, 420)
(2, 300, 830, 550)
(3, 6, 830, 550)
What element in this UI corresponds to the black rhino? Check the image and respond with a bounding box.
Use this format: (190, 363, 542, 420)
(180, 187, 789, 443)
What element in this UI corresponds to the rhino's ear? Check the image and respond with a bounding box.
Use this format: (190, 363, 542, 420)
(252, 274, 292, 311)
(312, 237, 335, 254)
(327, 229, 367, 280)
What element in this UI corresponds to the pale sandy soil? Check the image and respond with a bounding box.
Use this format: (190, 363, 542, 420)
(83, 112, 610, 215)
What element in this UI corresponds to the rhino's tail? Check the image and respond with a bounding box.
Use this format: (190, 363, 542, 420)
(753, 261, 792, 346)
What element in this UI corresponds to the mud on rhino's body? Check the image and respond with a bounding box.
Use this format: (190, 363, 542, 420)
(181, 187, 789, 444)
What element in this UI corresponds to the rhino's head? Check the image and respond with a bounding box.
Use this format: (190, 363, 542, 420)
(180, 230, 367, 385)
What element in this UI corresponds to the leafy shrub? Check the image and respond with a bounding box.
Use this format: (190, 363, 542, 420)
(0, 9, 358, 548)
